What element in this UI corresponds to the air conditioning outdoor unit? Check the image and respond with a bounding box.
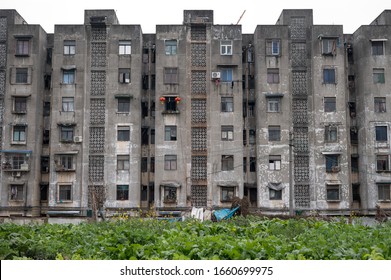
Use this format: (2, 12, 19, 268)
(211, 72, 221, 79)
(74, 136, 83, 143)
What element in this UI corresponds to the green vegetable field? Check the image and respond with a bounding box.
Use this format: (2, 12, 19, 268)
(1, 217, 390, 260)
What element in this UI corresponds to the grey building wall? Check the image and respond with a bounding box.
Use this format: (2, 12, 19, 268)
(1, 8, 391, 217)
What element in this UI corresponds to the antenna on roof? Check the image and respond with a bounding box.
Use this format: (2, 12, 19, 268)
(236, 10, 246, 25)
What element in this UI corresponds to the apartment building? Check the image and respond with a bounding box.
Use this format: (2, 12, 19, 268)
(0, 8, 390, 217)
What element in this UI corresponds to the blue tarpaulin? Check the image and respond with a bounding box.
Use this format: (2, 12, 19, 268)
(213, 206, 240, 221)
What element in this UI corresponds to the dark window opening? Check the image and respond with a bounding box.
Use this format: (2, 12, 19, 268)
(141, 127, 149, 145)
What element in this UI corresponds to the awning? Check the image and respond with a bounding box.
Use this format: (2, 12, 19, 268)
(160, 181, 181, 188)
(264, 93, 284, 98)
(54, 151, 78, 155)
(61, 65, 76, 70)
(267, 182, 286, 191)
(114, 94, 133, 98)
(0, 150, 32, 154)
(326, 180, 342, 185)
(370, 38, 388, 42)
(322, 151, 342, 155)
(217, 181, 238, 187)
(11, 94, 31, 97)
(57, 122, 76, 127)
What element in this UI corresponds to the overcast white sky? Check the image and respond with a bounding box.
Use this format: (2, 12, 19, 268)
(1, 0, 390, 34)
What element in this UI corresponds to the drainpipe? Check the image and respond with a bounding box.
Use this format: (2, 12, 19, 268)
(289, 131, 294, 216)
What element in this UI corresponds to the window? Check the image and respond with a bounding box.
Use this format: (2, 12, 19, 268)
(16, 39, 29, 56)
(62, 97, 74, 112)
(164, 97, 178, 112)
(41, 156, 49, 173)
(150, 157, 155, 173)
(248, 102, 255, 116)
(141, 157, 148, 172)
(117, 155, 130, 170)
(322, 38, 337, 55)
(12, 125, 26, 143)
(378, 184, 391, 201)
(117, 126, 130, 141)
(266, 39, 280, 56)
(221, 97, 233, 112)
(220, 40, 232, 55)
(323, 68, 336, 84)
(269, 189, 282, 200)
(56, 154, 75, 171)
(117, 97, 130, 113)
(269, 155, 281, 170)
(119, 40, 131, 55)
(375, 97, 386, 113)
(119, 69, 131, 83)
(151, 129, 155, 144)
(221, 126, 234, 141)
(10, 184, 24, 201)
(164, 187, 177, 202)
(243, 157, 247, 173)
(15, 68, 28, 83)
(268, 126, 281, 141)
(116, 185, 129, 200)
(165, 40, 177, 55)
(267, 68, 279, 84)
(62, 69, 75, 84)
(221, 68, 233, 82)
(373, 68, 385, 84)
(222, 155, 234, 171)
(376, 155, 390, 172)
(326, 154, 340, 172)
(59, 185, 72, 201)
(326, 184, 340, 201)
(164, 68, 178, 84)
(325, 125, 338, 143)
(164, 155, 177, 170)
(376, 126, 388, 142)
(372, 41, 384, 56)
(13, 97, 27, 114)
(249, 129, 256, 144)
(60, 126, 73, 142)
(141, 127, 149, 145)
(267, 98, 281, 112)
(221, 187, 235, 202)
(165, 126, 177, 141)
(40, 183, 48, 201)
(324, 97, 336, 112)
(63, 40, 76, 55)
(250, 157, 256, 172)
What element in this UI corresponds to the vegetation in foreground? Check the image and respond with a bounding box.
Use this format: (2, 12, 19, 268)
(0, 216, 390, 260)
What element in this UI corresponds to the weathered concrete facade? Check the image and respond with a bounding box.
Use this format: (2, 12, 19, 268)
(1, 8, 391, 217)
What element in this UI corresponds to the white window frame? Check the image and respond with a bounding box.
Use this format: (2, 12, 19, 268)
(119, 69, 131, 84)
(221, 125, 234, 141)
(164, 155, 177, 170)
(63, 40, 76, 55)
(220, 40, 232, 55)
(119, 40, 131, 55)
(62, 97, 74, 112)
(165, 40, 177, 55)
(269, 155, 281, 171)
(267, 98, 281, 112)
(12, 125, 27, 144)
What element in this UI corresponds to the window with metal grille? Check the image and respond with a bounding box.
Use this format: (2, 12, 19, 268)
(16, 39, 29, 56)
(117, 126, 130, 141)
(165, 126, 177, 141)
(324, 97, 336, 112)
(164, 68, 178, 84)
(116, 185, 129, 200)
(59, 185, 72, 201)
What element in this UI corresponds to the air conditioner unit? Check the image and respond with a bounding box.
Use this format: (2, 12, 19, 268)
(20, 163, 29, 171)
(211, 72, 221, 79)
(74, 136, 83, 143)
